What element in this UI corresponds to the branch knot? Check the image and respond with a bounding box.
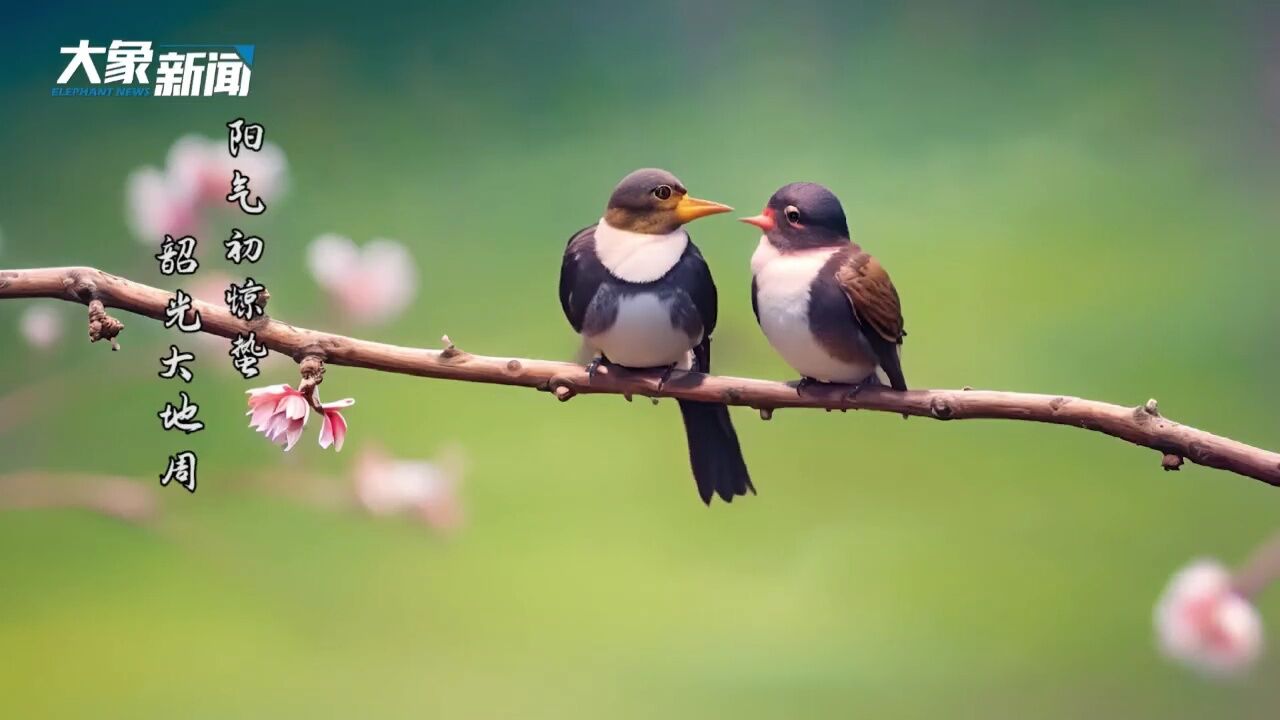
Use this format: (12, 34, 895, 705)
(544, 374, 579, 402)
(929, 395, 955, 420)
(65, 272, 98, 302)
(440, 334, 468, 362)
(86, 299, 123, 350)
(298, 355, 325, 409)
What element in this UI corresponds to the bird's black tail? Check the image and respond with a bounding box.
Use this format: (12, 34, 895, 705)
(677, 399, 754, 505)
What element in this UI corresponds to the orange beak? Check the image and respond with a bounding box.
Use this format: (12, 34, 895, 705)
(673, 195, 733, 224)
(739, 208, 775, 231)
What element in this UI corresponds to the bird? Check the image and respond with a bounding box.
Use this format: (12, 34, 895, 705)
(741, 182, 907, 392)
(558, 168, 754, 504)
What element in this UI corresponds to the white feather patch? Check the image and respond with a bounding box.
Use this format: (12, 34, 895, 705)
(584, 292, 695, 368)
(593, 219, 688, 283)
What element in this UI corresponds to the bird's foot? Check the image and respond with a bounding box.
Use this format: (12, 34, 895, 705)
(795, 376, 822, 396)
(655, 363, 678, 392)
(585, 355, 612, 381)
(844, 374, 879, 397)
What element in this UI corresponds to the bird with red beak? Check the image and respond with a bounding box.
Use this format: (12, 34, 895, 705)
(559, 168, 754, 504)
(742, 182, 908, 391)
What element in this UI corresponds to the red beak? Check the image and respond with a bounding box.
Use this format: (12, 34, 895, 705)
(739, 208, 775, 231)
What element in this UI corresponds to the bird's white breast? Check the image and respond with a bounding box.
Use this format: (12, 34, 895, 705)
(751, 238, 874, 383)
(584, 292, 695, 369)
(593, 220, 688, 283)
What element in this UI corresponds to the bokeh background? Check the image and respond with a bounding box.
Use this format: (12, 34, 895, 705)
(3, 1, 1280, 717)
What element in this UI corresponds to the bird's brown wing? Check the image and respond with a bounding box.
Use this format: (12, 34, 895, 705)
(835, 247, 908, 390)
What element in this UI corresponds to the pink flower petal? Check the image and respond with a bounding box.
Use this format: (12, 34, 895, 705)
(284, 418, 305, 451)
(246, 383, 291, 401)
(249, 402, 276, 429)
(266, 413, 290, 442)
(318, 412, 335, 449)
(331, 411, 348, 452)
(316, 408, 349, 452)
(282, 394, 309, 421)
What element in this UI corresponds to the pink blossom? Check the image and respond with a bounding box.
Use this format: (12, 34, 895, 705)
(354, 443, 465, 532)
(125, 167, 199, 243)
(1155, 559, 1263, 676)
(246, 384, 310, 451)
(246, 384, 356, 452)
(126, 134, 288, 245)
(19, 304, 65, 350)
(318, 398, 354, 451)
(307, 234, 418, 325)
(167, 134, 288, 206)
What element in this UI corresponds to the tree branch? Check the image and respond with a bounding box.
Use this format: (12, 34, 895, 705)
(4, 265, 1280, 487)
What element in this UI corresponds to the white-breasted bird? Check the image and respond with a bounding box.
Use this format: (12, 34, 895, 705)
(559, 168, 754, 504)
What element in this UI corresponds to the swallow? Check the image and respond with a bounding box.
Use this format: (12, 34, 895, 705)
(741, 182, 907, 391)
(559, 168, 754, 504)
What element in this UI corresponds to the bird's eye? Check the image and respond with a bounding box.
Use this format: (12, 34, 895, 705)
(785, 205, 801, 224)
(653, 185, 673, 200)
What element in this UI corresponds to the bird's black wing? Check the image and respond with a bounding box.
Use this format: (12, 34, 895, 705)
(558, 224, 607, 333)
(750, 276, 760, 324)
(667, 238, 719, 373)
(669, 239, 718, 336)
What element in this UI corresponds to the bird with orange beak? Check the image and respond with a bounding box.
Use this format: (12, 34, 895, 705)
(559, 168, 754, 504)
(742, 182, 907, 391)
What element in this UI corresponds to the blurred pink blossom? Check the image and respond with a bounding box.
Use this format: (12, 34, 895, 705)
(82, 478, 160, 524)
(126, 134, 288, 245)
(125, 167, 200, 243)
(307, 234, 418, 325)
(355, 443, 465, 532)
(1155, 559, 1263, 676)
(0, 472, 159, 526)
(19, 304, 65, 350)
(318, 398, 354, 452)
(167, 134, 288, 206)
(246, 384, 310, 451)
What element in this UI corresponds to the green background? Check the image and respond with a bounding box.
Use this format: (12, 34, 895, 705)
(2, 1, 1279, 717)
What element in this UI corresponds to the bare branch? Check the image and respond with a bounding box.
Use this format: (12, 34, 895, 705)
(4, 265, 1280, 487)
